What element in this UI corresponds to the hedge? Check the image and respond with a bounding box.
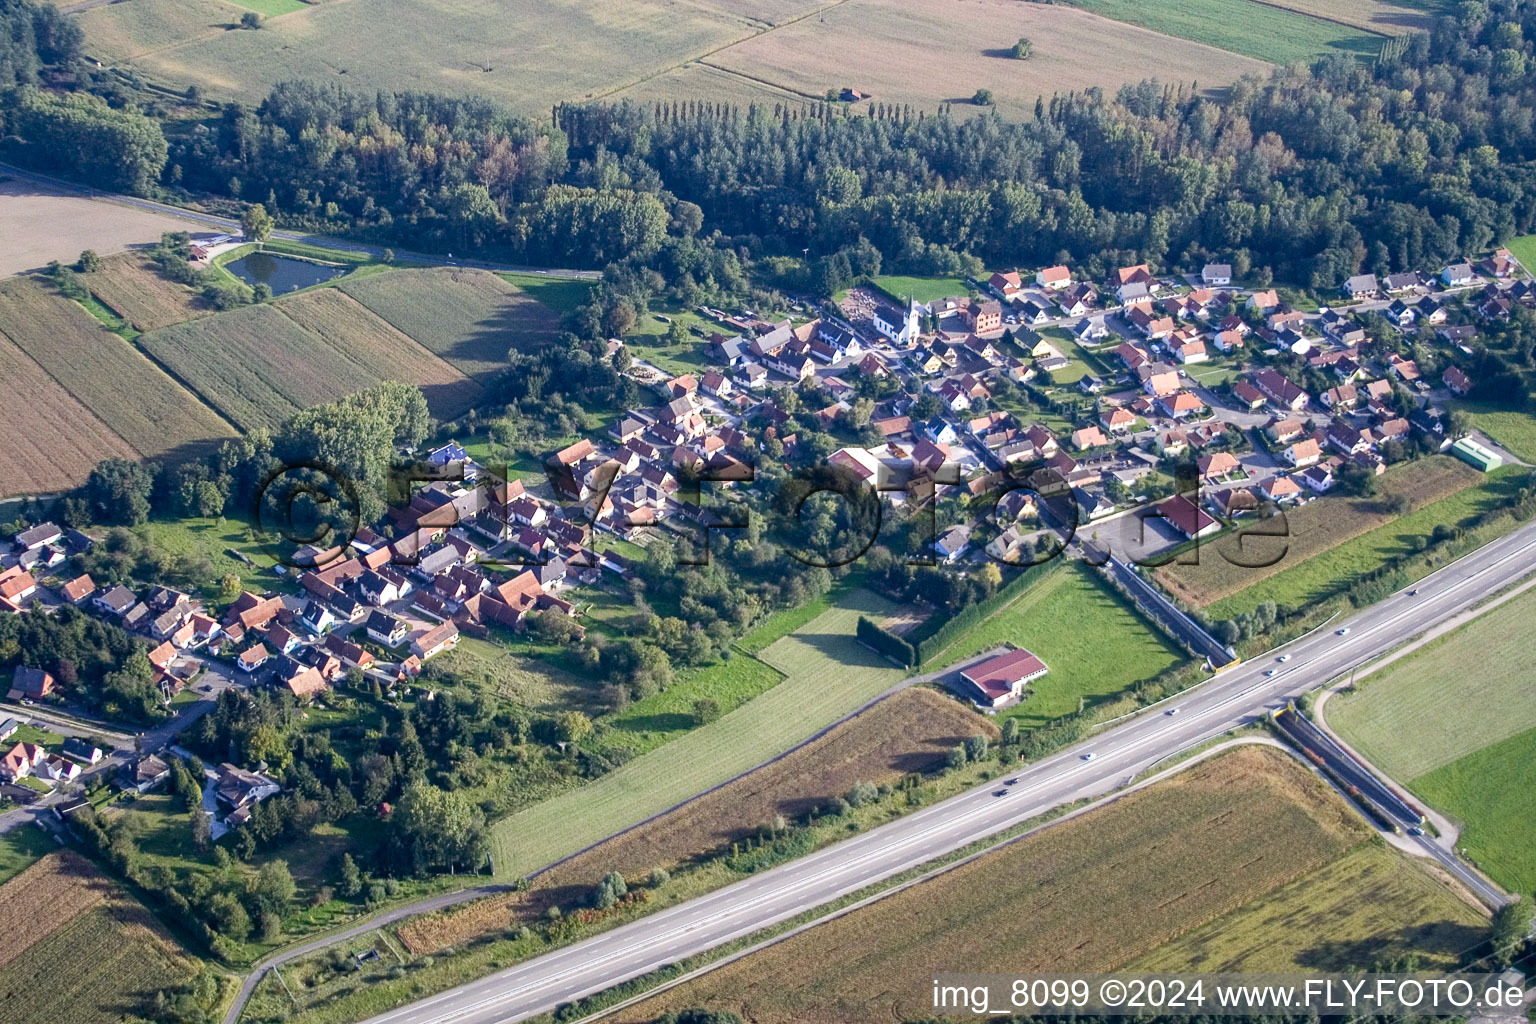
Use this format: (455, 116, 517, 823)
(857, 615, 916, 668)
(913, 561, 1062, 667)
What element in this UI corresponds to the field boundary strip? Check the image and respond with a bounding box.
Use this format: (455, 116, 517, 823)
(1243, 0, 1400, 36)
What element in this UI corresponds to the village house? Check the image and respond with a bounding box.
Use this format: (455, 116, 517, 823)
(955, 648, 1049, 708)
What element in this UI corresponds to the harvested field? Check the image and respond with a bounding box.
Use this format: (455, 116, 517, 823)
(1258, 0, 1438, 34)
(338, 268, 559, 379)
(139, 302, 379, 431)
(0, 278, 233, 459)
(0, 854, 201, 1024)
(0, 333, 136, 497)
(73, 0, 243, 63)
(126, 0, 751, 114)
(701, 0, 1269, 122)
(610, 62, 809, 110)
(0, 851, 117, 973)
(397, 688, 995, 955)
(1129, 844, 1486, 972)
(275, 287, 485, 418)
(84, 252, 209, 331)
(1157, 455, 1482, 610)
(613, 747, 1379, 1024)
(0, 176, 207, 276)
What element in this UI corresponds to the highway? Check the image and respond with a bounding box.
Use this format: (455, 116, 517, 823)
(356, 515, 1536, 1024)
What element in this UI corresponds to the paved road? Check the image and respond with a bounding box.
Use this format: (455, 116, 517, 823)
(349, 517, 1536, 1024)
(0, 162, 602, 280)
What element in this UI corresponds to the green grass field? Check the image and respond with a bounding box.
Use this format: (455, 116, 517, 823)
(225, 0, 307, 16)
(1329, 587, 1536, 780)
(1414, 727, 1536, 896)
(1502, 234, 1536, 278)
(924, 564, 1186, 727)
(135, 516, 283, 596)
(1456, 400, 1536, 462)
(1329, 586, 1536, 896)
(495, 273, 595, 315)
(869, 275, 972, 304)
(486, 590, 907, 878)
(1069, 0, 1385, 64)
(1207, 466, 1525, 619)
(0, 825, 59, 886)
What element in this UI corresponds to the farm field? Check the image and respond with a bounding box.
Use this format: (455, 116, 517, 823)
(1129, 843, 1485, 972)
(701, 0, 1269, 123)
(0, 850, 202, 1024)
(1329, 588, 1536, 894)
(1156, 455, 1484, 612)
(923, 564, 1186, 727)
(1414, 727, 1536, 896)
(1328, 586, 1536, 780)
(0, 332, 137, 497)
(612, 746, 1469, 1024)
(1067, 0, 1386, 63)
(125, 0, 752, 114)
(338, 268, 560, 379)
(82, 251, 208, 332)
(608, 62, 809, 110)
(1456, 400, 1536, 461)
(1259, 0, 1439, 33)
(0, 278, 235, 459)
(274, 287, 485, 418)
(397, 687, 995, 955)
(139, 301, 379, 431)
(0, 827, 58, 887)
(72, 0, 244, 64)
(0, 176, 206, 276)
(484, 589, 908, 879)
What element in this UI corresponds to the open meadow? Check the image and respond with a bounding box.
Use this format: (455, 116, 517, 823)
(139, 301, 380, 431)
(0, 850, 203, 1024)
(83, 251, 209, 332)
(613, 746, 1479, 1023)
(0, 278, 235, 459)
(397, 687, 995, 955)
(338, 268, 560, 380)
(923, 564, 1186, 727)
(73, 0, 247, 63)
(1156, 455, 1486, 612)
(485, 589, 908, 879)
(0, 332, 137, 497)
(275, 287, 485, 418)
(1329, 586, 1536, 894)
(697, 0, 1269, 121)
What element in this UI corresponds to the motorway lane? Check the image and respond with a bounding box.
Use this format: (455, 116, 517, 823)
(358, 518, 1536, 1024)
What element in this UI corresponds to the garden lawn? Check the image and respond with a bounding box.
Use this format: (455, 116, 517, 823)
(486, 589, 907, 879)
(1502, 233, 1536, 279)
(925, 564, 1186, 727)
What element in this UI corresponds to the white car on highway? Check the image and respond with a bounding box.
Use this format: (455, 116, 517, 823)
(1081, 752, 1097, 761)
(1277, 654, 1291, 662)
(1336, 627, 1350, 636)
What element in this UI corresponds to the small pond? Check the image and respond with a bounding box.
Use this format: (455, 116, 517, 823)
(224, 251, 345, 294)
